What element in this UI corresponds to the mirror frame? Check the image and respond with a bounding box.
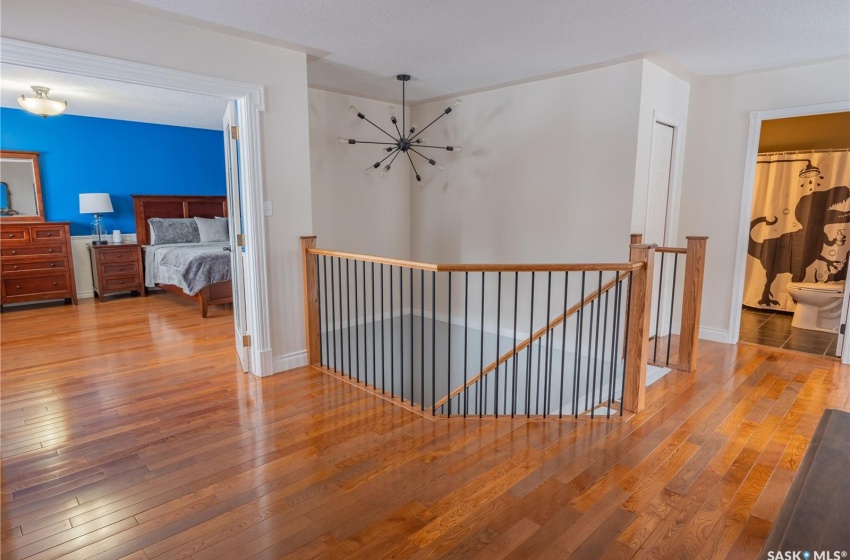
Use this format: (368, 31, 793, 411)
(0, 150, 45, 223)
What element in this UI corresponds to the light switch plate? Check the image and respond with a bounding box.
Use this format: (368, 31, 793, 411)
(263, 201, 273, 216)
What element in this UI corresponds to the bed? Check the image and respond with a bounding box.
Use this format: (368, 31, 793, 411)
(132, 195, 233, 318)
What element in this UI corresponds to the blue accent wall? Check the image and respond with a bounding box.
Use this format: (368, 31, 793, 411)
(0, 108, 225, 235)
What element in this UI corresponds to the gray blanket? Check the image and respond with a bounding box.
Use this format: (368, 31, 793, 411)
(144, 243, 231, 296)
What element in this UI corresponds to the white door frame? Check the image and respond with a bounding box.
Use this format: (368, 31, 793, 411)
(643, 110, 685, 247)
(1, 38, 274, 376)
(727, 100, 850, 361)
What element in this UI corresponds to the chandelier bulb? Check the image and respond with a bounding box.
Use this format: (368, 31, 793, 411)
(445, 99, 463, 114)
(408, 124, 418, 135)
(437, 164, 446, 171)
(380, 165, 391, 178)
(414, 137, 427, 144)
(387, 106, 396, 117)
(448, 146, 462, 152)
(365, 164, 379, 175)
(337, 137, 353, 144)
(348, 105, 359, 115)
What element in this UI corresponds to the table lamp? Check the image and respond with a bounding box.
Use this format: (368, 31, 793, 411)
(79, 193, 113, 245)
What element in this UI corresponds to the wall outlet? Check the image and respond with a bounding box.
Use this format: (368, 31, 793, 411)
(263, 201, 273, 216)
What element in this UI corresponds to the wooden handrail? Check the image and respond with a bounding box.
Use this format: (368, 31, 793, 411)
(432, 269, 635, 410)
(306, 247, 642, 274)
(656, 247, 687, 254)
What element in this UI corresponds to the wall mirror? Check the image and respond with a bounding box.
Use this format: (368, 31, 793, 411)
(0, 151, 45, 222)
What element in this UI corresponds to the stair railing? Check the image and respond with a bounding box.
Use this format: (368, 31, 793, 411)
(301, 236, 655, 418)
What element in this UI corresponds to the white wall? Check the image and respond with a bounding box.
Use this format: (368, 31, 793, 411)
(631, 60, 691, 237)
(2, 0, 313, 371)
(679, 58, 850, 341)
(308, 88, 411, 258)
(410, 60, 644, 266)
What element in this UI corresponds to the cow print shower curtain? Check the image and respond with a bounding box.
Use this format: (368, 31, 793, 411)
(744, 150, 850, 311)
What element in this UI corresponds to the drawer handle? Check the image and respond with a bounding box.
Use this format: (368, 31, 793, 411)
(48, 249, 54, 253)
(118, 267, 123, 271)
(15, 285, 20, 289)
(50, 263, 56, 267)
(7, 233, 13, 238)
(46, 232, 52, 236)
(52, 282, 57, 286)
(10, 250, 16, 255)
(119, 280, 124, 284)
(13, 265, 18, 270)
(117, 254, 122, 258)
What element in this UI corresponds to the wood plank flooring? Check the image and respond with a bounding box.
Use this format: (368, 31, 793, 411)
(2, 293, 848, 559)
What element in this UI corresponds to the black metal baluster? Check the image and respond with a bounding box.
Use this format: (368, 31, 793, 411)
(589, 271, 603, 417)
(447, 271, 452, 417)
(559, 272, 569, 418)
(345, 259, 352, 378)
(431, 270, 436, 415)
(463, 271, 469, 417)
(390, 265, 395, 398)
(620, 271, 634, 416)
(597, 277, 610, 411)
(336, 257, 343, 374)
(653, 252, 665, 363)
(479, 271, 485, 417)
(380, 263, 385, 393)
(667, 254, 679, 366)
(354, 259, 360, 383)
(585, 299, 595, 415)
(535, 336, 542, 415)
(543, 271, 552, 417)
(323, 255, 330, 370)
(410, 267, 414, 405)
(399, 266, 404, 402)
(526, 272, 535, 418)
(421, 269, 425, 411)
(573, 272, 586, 417)
(511, 272, 519, 418)
(362, 261, 367, 386)
(371, 261, 378, 388)
(607, 275, 623, 418)
(495, 271, 502, 418)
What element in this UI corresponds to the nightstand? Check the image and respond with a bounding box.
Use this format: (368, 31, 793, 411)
(88, 243, 146, 302)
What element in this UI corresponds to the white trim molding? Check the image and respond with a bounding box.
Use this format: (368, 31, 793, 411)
(728, 100, 850, 348)
(273, 350, 308, 373)
(2, 38, 274, 377)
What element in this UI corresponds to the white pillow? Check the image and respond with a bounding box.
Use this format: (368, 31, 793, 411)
(194, 217, 229, 243)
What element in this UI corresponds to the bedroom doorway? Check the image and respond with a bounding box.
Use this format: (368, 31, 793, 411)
(3, 38, 271, 376)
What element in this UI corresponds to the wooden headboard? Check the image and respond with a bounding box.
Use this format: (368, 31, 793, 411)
(132, 195, 228, 245)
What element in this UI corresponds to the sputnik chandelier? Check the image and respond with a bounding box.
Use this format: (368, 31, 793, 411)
(339, 74, 462, 182)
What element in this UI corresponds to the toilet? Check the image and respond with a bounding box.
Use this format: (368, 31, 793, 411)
(786, 281, 845, 332)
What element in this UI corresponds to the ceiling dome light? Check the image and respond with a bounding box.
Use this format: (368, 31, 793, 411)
(17, 86, 67, 118)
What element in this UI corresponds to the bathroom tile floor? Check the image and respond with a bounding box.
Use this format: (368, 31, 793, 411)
(739, 307, 838, 357)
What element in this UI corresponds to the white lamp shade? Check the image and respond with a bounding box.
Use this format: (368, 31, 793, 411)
(79, 193, 114, 214)
(17, 96, 67, 117)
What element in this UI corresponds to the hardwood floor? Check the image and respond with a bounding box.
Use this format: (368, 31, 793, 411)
(2, 293, 848, 559)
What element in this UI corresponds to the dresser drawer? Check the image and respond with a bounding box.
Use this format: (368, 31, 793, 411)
(102, 262, 138, 276)
(1, 244, 66, 258)
(1, 226, 30, 243)
(1, 259, 67, 273)
(2, 273, 70, 299)
(30, 225, 67, 242)
(98, 248, 139, 263)
(103, 276, 140, 290)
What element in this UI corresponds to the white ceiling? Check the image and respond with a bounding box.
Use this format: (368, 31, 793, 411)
(1, 63, 228, 129)
(116, 0, 850, 102)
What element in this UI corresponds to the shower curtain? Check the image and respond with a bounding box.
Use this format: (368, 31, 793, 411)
(744, 150, 850, 311)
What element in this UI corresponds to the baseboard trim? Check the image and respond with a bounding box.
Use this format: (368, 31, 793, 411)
(699, 326, 729, 343)
(272, 350, 308, 374)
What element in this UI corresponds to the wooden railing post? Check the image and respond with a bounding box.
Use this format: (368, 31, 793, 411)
(300, 236, 321, 366)
(630, 233, 643, 245)
(624, 243, 655, 413)
(678, 236, 708, 372)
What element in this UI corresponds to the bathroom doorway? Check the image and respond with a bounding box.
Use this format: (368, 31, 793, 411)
(738, 111, 850, 357)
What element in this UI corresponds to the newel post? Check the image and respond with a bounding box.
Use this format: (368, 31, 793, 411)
(624, 243, 655, 413)
(630, 233, 643, 246)
(300, 236, 321, 366)
(677, 236, 708, 372)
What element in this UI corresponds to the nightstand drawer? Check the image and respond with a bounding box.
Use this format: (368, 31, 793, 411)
(103, 276, 140, 290)
(103, 262, 139, 276)
(30, 225, 67, 242)
(1, 244, 66, 257)
(3, 273, 69, 298)
(98, 248, 139, 263)
(1, 259, 67, 273)
(1, 227, 30, 243)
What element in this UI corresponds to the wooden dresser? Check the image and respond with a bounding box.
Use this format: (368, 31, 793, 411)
(0, 221, 77, 308)
(89, 243, 145, 301)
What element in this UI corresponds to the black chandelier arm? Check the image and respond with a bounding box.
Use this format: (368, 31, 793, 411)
(408, 111, 448, 142)
(391, 118, 403, 140)
(409, 148, 439, 166)
(347, 140, 399, 146)
(360, 115, 399, 142)
(379, 148, 400, 165)
(408, 144, 454, 151)
(406, 151, 422, 182)
(387, 149, 402, 168)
